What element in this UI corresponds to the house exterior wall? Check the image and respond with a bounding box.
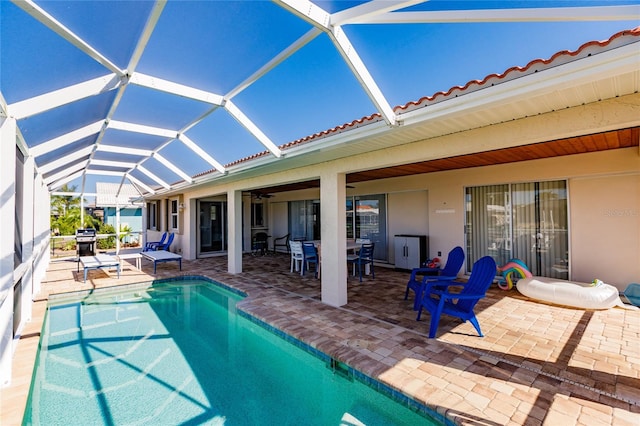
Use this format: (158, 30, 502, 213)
(243, 148, 638, 290)
(104, 207, 143, 244)
(175, 96, 638, 291)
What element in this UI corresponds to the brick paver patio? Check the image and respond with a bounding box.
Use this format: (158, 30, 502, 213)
(2, 252, 638, 425)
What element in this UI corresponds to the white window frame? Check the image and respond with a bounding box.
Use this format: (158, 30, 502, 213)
(170, 198, 179, 232)
(147, 201, 158, 231)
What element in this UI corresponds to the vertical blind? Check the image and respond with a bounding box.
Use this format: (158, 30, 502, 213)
(466, 181, 568, 278)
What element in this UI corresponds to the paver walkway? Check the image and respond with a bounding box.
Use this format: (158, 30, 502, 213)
(2, 253, 639, 425)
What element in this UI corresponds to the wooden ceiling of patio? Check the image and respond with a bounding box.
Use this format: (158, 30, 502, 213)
(260, 127, 638, 194)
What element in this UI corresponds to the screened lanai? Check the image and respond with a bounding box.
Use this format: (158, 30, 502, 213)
(2, 0, 640, 406)
(2, 0, 639, 198)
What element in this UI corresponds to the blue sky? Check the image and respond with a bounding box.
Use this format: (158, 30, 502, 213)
(1, 0, 638, 198)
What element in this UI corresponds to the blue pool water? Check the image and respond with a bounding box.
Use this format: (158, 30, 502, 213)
(24, 277, 445, 425)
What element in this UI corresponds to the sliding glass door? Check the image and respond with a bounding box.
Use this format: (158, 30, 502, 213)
(288, 200, 319, 241)
(351, 195, 387, 261)
(287, 194, 388, 261)
(465, 181, 568, 278)
(198, 200, 227, 256)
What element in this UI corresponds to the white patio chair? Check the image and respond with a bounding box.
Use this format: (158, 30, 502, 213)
(289, 241, 304, 273)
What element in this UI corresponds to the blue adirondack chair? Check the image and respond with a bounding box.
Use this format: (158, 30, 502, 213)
(417, 255, 497, 338)
(347, 243, 375, 282)
(405, 246, 465, 311)
(143, 232, 167, 252)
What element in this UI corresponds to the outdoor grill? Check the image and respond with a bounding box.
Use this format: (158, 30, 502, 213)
(75, 228, 97, 257)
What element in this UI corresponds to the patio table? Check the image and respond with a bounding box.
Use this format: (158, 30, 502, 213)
(142, 250, 182, 274)
(116, 252, 142, 269)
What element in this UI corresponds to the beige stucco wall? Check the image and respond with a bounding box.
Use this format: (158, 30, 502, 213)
(570, 174, 640, 289)
(387, 191, 429, 265)
(173, 148, 639, 290)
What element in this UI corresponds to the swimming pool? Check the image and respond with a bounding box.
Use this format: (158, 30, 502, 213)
(24, 277, 446, 425)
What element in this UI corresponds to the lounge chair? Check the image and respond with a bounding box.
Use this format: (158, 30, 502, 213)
(154, 233, 175, 252)
(144, 232, 167, 251)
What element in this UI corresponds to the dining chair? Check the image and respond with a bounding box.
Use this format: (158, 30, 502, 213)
(301, 242, 320, 278)
(273, 233, 290, 254)
(252, 232, 269, 256)
(347, 243, 375, 282)
(289, 240, 304, 273)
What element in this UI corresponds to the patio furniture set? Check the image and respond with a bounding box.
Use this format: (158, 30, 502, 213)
(77, 231, 182, 282)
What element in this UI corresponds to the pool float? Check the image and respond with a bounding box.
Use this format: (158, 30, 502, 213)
(516, 276, 630, 309)
(497, 259, 532, 290)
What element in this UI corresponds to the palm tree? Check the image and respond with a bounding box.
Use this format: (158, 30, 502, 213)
(50, 185, 99, 235)
(50, 184, 80, 217)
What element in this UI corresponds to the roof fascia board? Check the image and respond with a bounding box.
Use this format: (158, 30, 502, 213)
(177, 134, 227, 173)
(30, 120, 104, 157)
(9, 75, 121, 119)
(130, 73, 224, 105)
(282, 119, 392, 159)
(400, 42, 640, 126)
(44, 160, 87, 184)
(39, 145, 94, 174)
(224, 100, 282, 158)
(12, 0, 124, 76)
(126, 0, 167, 72)
(97, 144, 152, 156)
(49, 169, 84, 191)
(183, 120, 392, 192)
(126, 174, 155, 194)
(137, 165, 171, 189)
(275, 0, 397, 126)
(330, 0, 424, 26)
(108, 120, 177, 139)
(360, 5, 640, 24)
(153, 153, 193, 183)
(226, 27, 321, 99)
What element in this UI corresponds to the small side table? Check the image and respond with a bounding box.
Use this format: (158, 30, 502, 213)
(117, 253, 142, 270)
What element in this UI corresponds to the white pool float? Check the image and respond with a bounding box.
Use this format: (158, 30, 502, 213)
(516, 277, 627, 309)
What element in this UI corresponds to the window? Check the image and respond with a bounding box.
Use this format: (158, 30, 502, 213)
(147, 202, 158, 230)
(251, 202, 265, 228)
(347, 195, 387, 261)
(465, 180, 568, 278)
(170, 199, 179, 231)
(288, 200, 319, 240)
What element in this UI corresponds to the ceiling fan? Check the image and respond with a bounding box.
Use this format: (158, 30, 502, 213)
(252, 191, 274, 200)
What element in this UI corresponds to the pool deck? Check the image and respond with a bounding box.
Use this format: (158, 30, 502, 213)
(2, 253, 639, 425)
